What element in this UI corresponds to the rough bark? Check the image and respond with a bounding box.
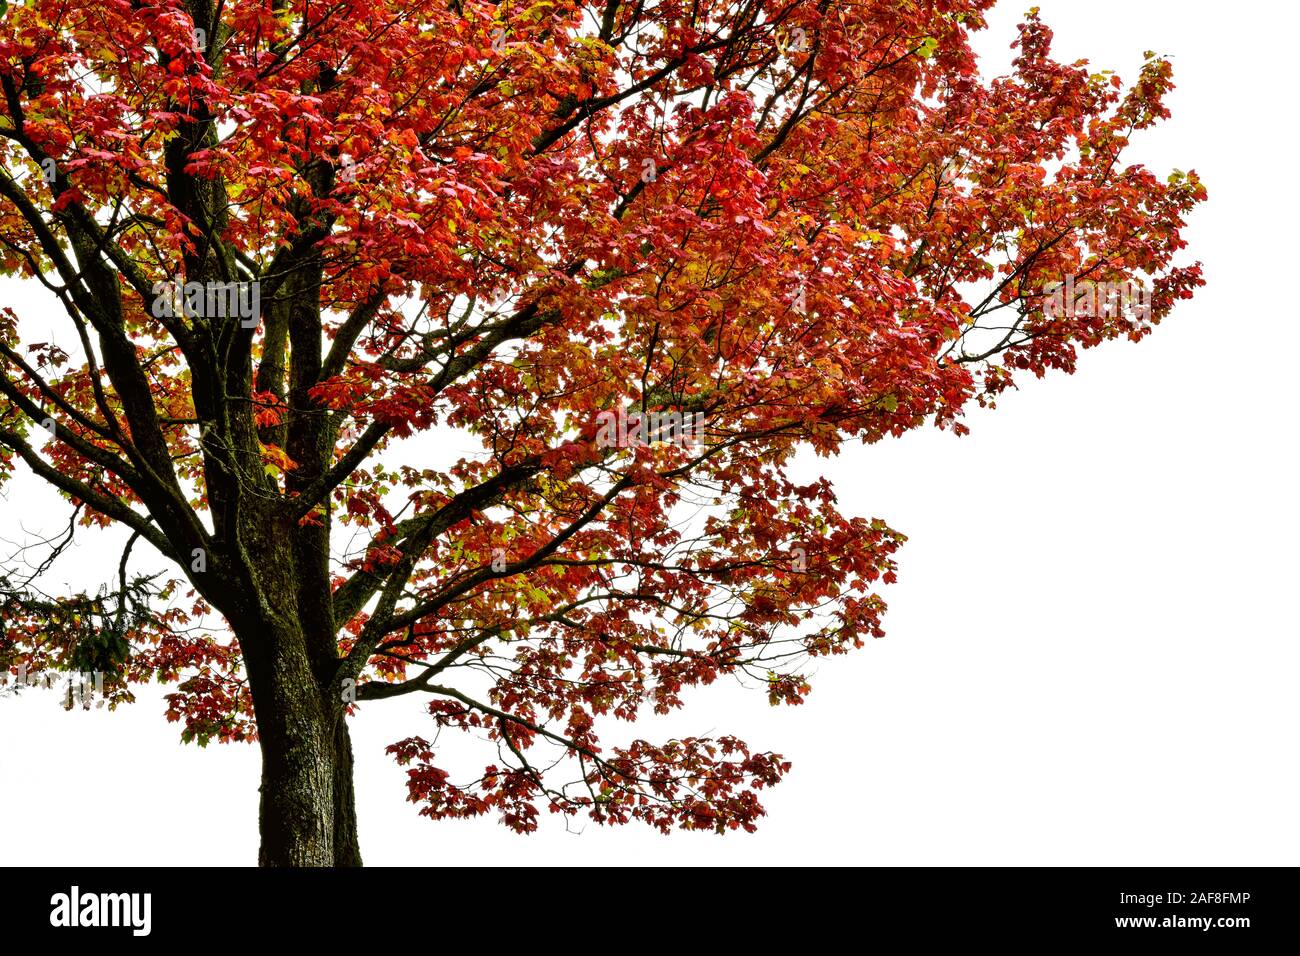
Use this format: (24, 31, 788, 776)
(332, 717, 363, 867)
(240, 616, 363, 867)
(233, 507, 361, 867)
(243, 618, 334, 867)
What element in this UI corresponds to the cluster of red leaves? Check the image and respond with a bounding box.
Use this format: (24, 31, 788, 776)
(389, 729, 790, 834)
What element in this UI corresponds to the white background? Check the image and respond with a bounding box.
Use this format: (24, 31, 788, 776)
(2, 0, 1296, 866)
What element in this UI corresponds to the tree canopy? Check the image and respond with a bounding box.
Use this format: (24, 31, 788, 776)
(0, 0, 1203, 862)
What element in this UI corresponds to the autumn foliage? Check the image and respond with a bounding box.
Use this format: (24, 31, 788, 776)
(0, 0, 1202, 860)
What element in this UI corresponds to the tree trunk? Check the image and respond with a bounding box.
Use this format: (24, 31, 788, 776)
(229, 489, 363, 866)
(332, 716, 363, 866)
(241, 616, 363, 866)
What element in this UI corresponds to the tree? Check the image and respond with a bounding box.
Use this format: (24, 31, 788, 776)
(0, 0, 1203, 866)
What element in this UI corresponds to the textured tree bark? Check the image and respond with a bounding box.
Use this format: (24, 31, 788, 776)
(332, 717, 363, 867)
(245, 622, 336, 867)
(234, 602, 367, 866)
(250, 679, 364, 865)
(228, 414, 361, 865)
(239, 615, 364, 867)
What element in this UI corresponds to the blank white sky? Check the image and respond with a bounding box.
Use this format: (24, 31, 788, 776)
(1, 0, 1296, 865)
